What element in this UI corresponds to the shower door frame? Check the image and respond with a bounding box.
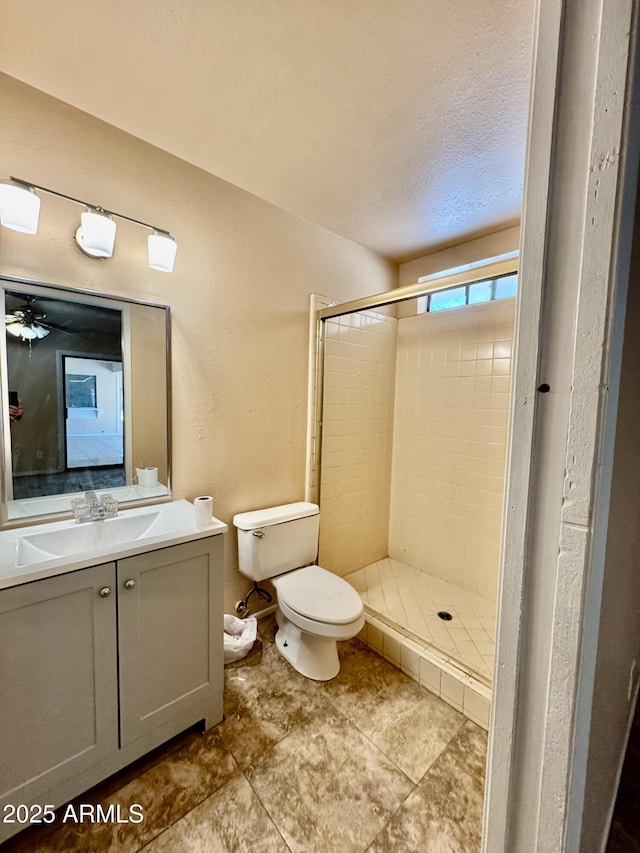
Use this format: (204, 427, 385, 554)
(309, 258, 519, 689)
(309, 256, 519, 511)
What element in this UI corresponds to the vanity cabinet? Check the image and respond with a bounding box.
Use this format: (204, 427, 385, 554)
(0, 563, 119, 812)
(0, 535, 223, 843)
(118, 539, 222, 745)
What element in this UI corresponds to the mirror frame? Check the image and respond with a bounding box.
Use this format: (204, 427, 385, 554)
(0, 276, 172, 528)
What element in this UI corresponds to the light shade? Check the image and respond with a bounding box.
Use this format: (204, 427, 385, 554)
(148, 231, 177, 273)
(75, 209, 116, 258)
(0, 180, 41, 234)
(6, 322, 50, 341)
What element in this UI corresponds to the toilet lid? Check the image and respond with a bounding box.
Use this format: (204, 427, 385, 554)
(273, 565, 363, 625)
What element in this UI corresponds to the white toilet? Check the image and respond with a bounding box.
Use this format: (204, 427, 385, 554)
(233, 501, 364, 681)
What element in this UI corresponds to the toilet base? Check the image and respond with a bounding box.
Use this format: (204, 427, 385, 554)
(275, 609, 340, 681)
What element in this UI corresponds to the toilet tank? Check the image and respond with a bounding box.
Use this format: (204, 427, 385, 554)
(233, 502, 320, 582)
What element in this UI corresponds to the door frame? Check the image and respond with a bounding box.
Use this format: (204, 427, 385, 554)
(483, 0, 640, 849)
(56, 350, 123, 472)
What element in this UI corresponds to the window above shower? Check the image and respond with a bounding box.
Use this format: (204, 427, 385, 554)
(416, 274, 518, 314)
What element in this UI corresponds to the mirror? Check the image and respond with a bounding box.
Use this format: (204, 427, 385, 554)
(1, 277, 171, 524)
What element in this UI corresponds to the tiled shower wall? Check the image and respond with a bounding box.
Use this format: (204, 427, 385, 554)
(318, 311, 397, 576)
(388, 299, 515, 600)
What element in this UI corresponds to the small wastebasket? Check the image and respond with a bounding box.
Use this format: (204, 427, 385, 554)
(223, 614, 257, 664)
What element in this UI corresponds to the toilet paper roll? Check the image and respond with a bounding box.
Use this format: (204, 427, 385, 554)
(136, 467, 159, 487)
(194, 495, 213, 528)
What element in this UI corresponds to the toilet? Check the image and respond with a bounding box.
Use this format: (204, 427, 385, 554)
(233, 501, 364, 681)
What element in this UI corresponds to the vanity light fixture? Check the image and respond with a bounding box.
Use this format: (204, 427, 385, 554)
(0, 179, 41, 234)
(75, 209, 117, 258)
(0, 177, 178, 273)
(148, 231, 178, 272)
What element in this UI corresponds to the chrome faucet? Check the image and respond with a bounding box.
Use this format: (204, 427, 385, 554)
(72, 492, 118, 523)
(86, 490, 99, 509)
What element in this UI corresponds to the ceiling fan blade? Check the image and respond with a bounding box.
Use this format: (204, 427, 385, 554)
(45, 320, 93, 339)
(44, 321, 75, 333)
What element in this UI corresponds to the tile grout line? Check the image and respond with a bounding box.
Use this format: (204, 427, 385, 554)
(325, 698, 417, 786)
(322, 667, 466, 789)
(360, 715, 471, 853)
(238, 768, 295, 853)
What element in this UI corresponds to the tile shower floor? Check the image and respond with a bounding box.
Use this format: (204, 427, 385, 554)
(5, 615, 487, 853)
(346, 558, 497, 682)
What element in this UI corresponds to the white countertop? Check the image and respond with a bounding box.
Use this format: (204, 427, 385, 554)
(0, 499, 227, 590)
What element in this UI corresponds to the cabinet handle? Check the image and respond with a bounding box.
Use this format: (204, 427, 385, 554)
(124, 579, 136, 590)
(99, 586, 112, 598)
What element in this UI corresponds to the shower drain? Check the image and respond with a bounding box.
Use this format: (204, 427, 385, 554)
(437, 611, 453, 621)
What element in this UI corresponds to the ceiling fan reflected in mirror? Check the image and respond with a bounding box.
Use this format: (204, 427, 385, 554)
(5, 299, 51, 343)
(5, 293, 116, 356)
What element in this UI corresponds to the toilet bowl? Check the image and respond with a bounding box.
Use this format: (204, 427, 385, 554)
(233, 502, 364, 681)
(272, 564, 364, 680)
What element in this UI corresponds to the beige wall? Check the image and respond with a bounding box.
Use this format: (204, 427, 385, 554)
(0, 74, 397, 610)
(389, 298, 514, 600)
(398, 225, 520, 287)
(318, 310, 397, 576)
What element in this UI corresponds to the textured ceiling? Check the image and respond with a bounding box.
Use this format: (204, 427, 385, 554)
(0, 0, 533, 261)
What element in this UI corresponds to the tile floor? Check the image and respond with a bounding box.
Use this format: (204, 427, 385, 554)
(359, 617, 492, 728)
(12, 467, 126, 500)
(5, 615, 487, 853)
(67, 434, 124, 468)
(607, 699, 640, 851)
(346, 557, 496, 681)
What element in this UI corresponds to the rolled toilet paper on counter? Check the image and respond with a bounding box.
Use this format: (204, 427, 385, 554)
(136, 466, 159, 487)
(194, 495, 213, 528)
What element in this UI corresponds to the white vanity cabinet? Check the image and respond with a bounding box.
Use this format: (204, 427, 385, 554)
(0, 534, 223, 843)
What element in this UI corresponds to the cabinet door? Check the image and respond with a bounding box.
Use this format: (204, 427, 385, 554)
(0, 564, 118, 810)
(118, 537, 223, 747)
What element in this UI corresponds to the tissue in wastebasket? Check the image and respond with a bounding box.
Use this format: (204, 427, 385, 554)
(223, 614, 257, 663)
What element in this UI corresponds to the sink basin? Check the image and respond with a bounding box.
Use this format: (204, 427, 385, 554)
(17, 512, 164, 567)
(0, 499, 228, 590)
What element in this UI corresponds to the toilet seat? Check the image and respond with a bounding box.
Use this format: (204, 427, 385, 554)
(272, 564, 363, 625)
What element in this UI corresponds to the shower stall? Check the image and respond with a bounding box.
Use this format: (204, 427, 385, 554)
(309, 259, 517, 711)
